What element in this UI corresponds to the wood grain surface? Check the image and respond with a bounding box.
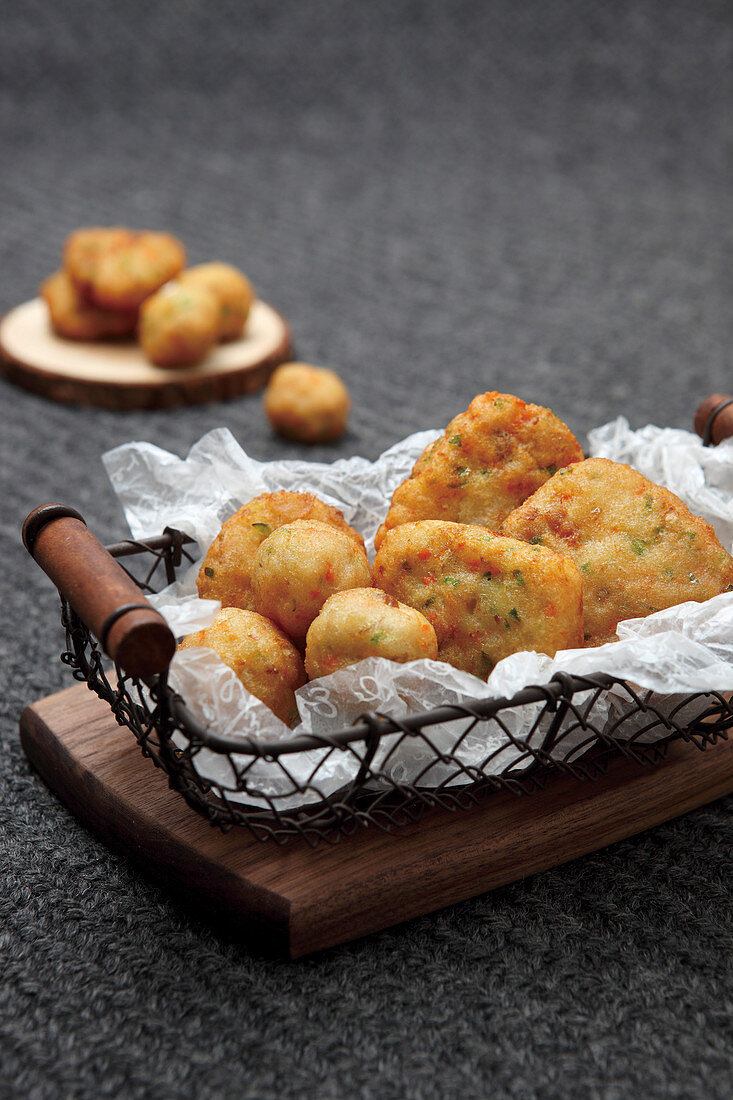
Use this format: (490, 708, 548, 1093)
(19, 682, 733, 958)
(0, 297, 292, 409)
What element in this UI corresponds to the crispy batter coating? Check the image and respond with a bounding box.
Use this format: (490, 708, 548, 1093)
(374, 392, 583, 549)
(197, 491, 365, 612)
(304, 587, 439, 679)
(264, 362, 351, 444)
(65, 228, 186, 311)
(372, 520, 583, 678)
(40, 270, 137, 340)
(501, 457, 733, 646)
(63, 227, 137, 299)
(179, 607, 306, 726)
(179, 262, 254, 340)
(251, 520, 372, 646)
(138, 283, 220, 367)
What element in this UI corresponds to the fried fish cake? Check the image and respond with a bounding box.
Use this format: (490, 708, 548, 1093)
(197, 491, 365, 612)
(40, 270, 137, 340)
(264, 362, 351, 444)
(251, 520, 372, 647)
(63, 227, 137, 299)
(179, 262, 254, 341)
(66, 229, 186, 311)
(372, 520, 583, 678)
(374, 393, 583, 549)
(501, 457, 733, 646)
(179, 607, 306, 726)
(139, 282, 220, 366)
(305, 588, 438, 679)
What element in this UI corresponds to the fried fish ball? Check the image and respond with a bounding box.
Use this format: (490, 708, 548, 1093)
(264, 362, 351, 444)
(197, 491, 366, 611)
(77, 230, 186, 311)
(251, 520, 372, 646)
(179, 607, 306, 726)
(63, 226, 137, 299)
(40, 270, 137, 340)
(501, 457, 733, 646)
(304, 587, 438, 679)
(374, 392, 583, 549)
(372, 520, 583, 678)
(179, 262, 254, 340)
(139, 282, 220, 366)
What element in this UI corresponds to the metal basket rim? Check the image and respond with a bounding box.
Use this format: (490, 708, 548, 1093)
(162, 669, 622, 757)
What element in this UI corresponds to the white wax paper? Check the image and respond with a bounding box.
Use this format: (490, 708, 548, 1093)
(103, 421, 733, 806)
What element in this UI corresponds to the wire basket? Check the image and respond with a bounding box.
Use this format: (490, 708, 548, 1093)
(47, 526, 732, 846)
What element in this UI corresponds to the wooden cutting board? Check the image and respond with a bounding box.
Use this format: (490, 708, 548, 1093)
(20, 682, 733, 957)
(0, 297, 292, 409)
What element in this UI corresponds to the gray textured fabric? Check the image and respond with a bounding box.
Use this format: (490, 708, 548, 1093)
(1, 1, 731, 1096)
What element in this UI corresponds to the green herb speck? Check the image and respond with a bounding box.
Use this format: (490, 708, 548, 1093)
(529, 535, 544, 545)
(204, 566, 215, 578)
(251, 522, 271, 536)
(441, 575, 461, 588)
(449, 434, 462, 446)
(370, 633, 384, 644)
(513, 569, 525, 586)
(630, 536, 647, 555)
(509, 607, 520, 622)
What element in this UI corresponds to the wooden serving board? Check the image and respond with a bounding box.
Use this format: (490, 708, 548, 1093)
(0, 297, 292, 409)
(20, 682, 733, 958)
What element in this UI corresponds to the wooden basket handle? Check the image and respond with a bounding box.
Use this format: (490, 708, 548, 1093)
(694, 394, 733, 446)
(23, 504, 176, 679)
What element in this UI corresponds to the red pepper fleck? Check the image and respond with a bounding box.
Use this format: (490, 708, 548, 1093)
(418, 548, 431, 561)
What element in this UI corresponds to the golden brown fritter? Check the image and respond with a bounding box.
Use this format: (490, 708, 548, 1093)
(65, 228, 186, 311)
(374, 392, 583, 549)
(179, 262, 254, 341)
(197, 491, 366, 612)
(138, 282, 220, 367)
(264, 362, 351, 445)
(179, 607, 306, 726)
(304, 587, 438, 679)
(63, 227, 137, 299)
(251, 520, 371, 647)
(372, 520, 583, 678)
(40, 270, 137, 340)
(501, 457, 733, 645)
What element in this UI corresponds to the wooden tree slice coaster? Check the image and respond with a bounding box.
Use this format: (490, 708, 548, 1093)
(0, 298, 292, 409)
(19, 682, 733, 958)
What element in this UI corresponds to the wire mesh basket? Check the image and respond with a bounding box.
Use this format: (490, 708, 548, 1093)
(46, 524, 733, 847)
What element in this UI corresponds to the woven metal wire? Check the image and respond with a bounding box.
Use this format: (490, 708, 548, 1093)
(58, 530, 733, 846)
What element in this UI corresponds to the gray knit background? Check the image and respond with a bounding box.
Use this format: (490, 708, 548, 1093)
(1, 1, 732, 1096)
